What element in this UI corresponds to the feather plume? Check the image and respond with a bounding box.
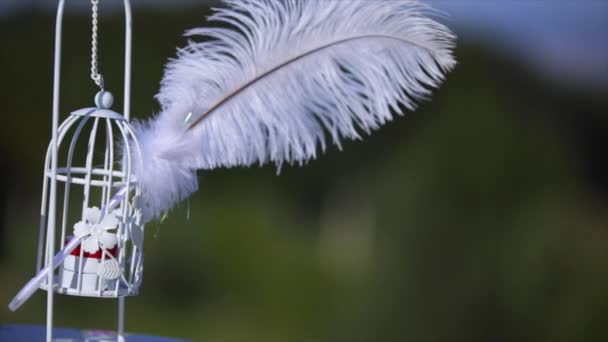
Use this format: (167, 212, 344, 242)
(132, 0, 456, 221)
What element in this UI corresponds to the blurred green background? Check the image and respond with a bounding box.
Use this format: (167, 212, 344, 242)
(1, 1, 607, 341)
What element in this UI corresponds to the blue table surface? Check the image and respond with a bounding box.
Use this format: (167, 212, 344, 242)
(0, 324, 190, 341)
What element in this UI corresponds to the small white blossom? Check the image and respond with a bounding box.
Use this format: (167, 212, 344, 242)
(73, 207, 119, 254)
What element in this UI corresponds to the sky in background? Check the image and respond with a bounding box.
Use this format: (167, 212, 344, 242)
(434, 1, 608, 87)
(1, 0, 607, 87)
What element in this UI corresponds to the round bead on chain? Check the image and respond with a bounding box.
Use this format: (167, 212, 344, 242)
(95, 90, 114, 109)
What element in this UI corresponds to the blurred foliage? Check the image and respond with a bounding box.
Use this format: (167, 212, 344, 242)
(1, 5, 607, 342)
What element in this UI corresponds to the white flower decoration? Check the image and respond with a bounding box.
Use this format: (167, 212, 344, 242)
(73, 207, 119, 254)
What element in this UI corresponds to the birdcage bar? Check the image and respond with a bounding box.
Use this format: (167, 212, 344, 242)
(101, 119, 115, 210)
(45, 114, 90, 269)
(60, 118, 89, 247)
(47, 174, 131, 187)
(58, 114, 93, 252)
(76, 240, 84, 292)
(125, 124, 144, 289)
(39, 115, 81, 268)
(82, 117, 101, 215)
(37, 114, 81, 272)
(105, 119, 116, 207)
(115, 123, 132, 296)
(101, 132, 110, 206)
(97, 244, 106, 296)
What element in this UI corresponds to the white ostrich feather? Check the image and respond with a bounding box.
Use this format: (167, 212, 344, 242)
(132, 0, 456, 221)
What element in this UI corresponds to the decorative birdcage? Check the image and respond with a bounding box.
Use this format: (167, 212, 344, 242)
(36, 91, 144, 298)
(7, 1, 144, 340)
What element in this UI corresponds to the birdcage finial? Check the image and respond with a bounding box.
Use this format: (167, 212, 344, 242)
(95, 90, 114, 109)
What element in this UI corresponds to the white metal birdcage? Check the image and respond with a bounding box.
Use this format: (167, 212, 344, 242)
(36, 97, 145, 298)
(4, 1, 143, 341)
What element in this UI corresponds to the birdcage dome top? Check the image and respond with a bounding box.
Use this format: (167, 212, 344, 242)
(44, 94, 142, 188)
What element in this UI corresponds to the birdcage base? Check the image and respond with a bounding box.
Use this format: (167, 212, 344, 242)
(39, 282, 137, 298)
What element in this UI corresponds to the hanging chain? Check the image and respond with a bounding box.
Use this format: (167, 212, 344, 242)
(90, 0, 104, 89)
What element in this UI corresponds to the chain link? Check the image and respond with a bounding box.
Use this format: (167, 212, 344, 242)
(90, 0, 104, 89)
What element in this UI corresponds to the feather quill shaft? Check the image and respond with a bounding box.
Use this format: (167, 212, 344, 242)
(185, 34, 436, 129)
(131, 0, 457, 221)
